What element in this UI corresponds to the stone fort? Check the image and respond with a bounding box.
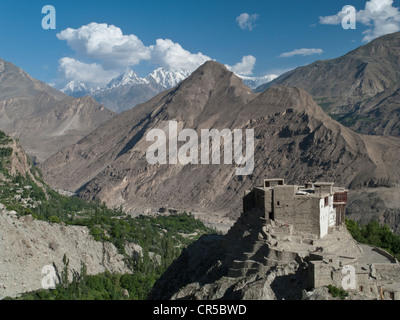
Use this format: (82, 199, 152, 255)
(243, 178, 348, 239)
(238, 178, 400, 300)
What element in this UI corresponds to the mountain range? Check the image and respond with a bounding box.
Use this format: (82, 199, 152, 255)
(0, 57, 115, 163)
(41, 61, 400, 226)
(61, 67, 276, 114)
(61, 68, 191, 114)
(257, 32, 400, 136)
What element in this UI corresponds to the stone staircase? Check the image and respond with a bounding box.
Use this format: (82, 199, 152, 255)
(227, 235, 300, 277)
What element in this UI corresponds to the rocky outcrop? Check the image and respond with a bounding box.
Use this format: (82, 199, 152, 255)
(0, 204, 130, 299)
(148, 209, 309, 300)
(3, 138, 43, 186)
(149, 206, 397, 300)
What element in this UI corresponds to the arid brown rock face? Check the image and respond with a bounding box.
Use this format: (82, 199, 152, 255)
(0, 205, 129, 299)
(0, 57, 115, 163)
(257, 32, 400, 136)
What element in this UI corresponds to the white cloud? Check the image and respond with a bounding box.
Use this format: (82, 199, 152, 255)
(56, 23, 215, 87)
(319, 0, 400, 42)
(56, 22, 257, 87)
(57, 23, 151, 69)
(225, 55, 256, 75)
(236, 13, 259, 31)
(279, 48, 323, 58)
(57, 22, 211, 72)
(58, 57, 119, 87)
(149, 39, 211, 72)
(319, 9, 348, 25)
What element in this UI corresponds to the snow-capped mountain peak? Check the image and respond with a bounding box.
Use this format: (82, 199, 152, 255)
(61, 81, 91, 97)
(60, 68, 277, 100)
(60, 68, 193, 104)
(146, 68, 192, 89)
(62, 80, 88, 92)
(106, 69, 149, 90)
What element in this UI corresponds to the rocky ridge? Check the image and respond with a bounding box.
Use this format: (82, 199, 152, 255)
(0, 203, 129, 299)
(0, 57, 115, 163)
(257, 32, 400, 136)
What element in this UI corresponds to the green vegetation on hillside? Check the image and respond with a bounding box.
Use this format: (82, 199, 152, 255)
(10, 271, 136, 300)
(346, 219, 400, 260)
(10, 198, 215, 300)
(9, 188, 215, 300)
(7, 255, 153, 300)
(0, 130, 217, 300)
(0, 131, 13, 175)
(327, 284, 349, 300)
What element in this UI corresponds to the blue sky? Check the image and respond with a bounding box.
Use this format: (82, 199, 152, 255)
(1, 0, 399, 89)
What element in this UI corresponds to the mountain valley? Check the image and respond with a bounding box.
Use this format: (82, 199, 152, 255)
(3, 30, 400, 301)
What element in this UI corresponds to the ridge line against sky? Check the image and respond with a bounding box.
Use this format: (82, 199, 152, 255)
(0, 0, 399, 89)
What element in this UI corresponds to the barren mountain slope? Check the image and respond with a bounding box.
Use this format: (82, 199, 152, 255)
(256, 32, 400, 136)
(41, 61, 400, 220)
(0, 58, 65, 101)
(0, 131, 130, 299)
(0, 205, 129, 299)
(0, 58, 115, 163)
